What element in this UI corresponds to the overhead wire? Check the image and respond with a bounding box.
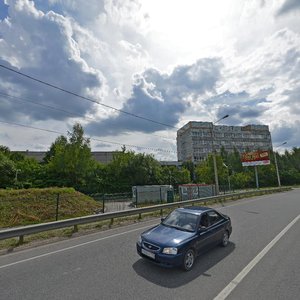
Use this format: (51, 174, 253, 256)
(0, 91, 177, 141)
(0, 120, 177, 154)
(0, 64, 179, 129)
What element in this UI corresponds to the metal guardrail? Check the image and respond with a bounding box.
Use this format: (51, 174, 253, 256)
(0, 187, 291, 244)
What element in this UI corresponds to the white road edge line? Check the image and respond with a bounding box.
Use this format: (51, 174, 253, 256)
(213, 214, 300, 300)
(0, 224, 152, 270)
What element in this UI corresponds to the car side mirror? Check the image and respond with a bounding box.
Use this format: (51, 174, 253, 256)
(161, 217, 165, 222)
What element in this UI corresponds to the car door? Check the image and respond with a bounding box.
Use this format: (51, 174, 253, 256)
(194, 213, 215, 254)
(206, 210, 225, 245)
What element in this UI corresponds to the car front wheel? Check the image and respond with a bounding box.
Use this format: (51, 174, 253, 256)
(182, 249, 195, 271)
(221, 231, 229, 247)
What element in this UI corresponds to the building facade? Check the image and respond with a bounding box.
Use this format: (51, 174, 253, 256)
(177, 121, 272, 163)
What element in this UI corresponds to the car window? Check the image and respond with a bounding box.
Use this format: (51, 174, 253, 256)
(163, 210, 198, 232)
(207, 211, 222, 225)
(199, 213, 209, 228)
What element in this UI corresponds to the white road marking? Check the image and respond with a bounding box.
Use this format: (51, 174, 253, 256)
(213, 214, 300, 300)
(0, 224, 153, 270)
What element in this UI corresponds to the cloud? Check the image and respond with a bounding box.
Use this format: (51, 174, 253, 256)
(282, 86, 300, 115)
(0, 0, 104, 123)
(85, 58, 222, 136)
(277, 0, 300, 16)
(271, 121, 300, 147)
(201, 90, 270, 125)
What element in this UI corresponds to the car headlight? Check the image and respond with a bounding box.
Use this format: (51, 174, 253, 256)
(162, 247, 178, 255)
(137, 235, 142, 245)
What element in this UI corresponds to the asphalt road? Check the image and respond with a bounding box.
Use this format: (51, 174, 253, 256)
(0, 188, 299, 300)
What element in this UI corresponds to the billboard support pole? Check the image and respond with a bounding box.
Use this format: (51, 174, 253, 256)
(254, 166, 259, 189)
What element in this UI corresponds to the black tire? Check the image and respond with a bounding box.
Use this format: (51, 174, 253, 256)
(182, 248, 195, 271)
(221, 231, 229, 247)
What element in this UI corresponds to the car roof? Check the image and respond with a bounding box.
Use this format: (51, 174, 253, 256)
(176, 206, 213, 215)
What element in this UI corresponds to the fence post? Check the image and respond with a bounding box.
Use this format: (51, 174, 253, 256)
(55, 193, 60, 221)
(102, 194, 105, 213)
(160, 187, 163, 216)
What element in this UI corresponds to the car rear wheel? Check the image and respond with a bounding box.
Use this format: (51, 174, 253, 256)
(221, 231, 229, 247)
(182, 249, 195, 271)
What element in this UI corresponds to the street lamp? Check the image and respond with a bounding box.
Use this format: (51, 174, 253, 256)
(211, 114, 229, 195)
(274, 142, 287, 187)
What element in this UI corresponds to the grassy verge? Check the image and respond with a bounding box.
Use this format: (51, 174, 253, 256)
(0, 187, 102, 228)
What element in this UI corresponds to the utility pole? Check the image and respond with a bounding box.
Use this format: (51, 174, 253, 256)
(211, 114, 229, 195)
(274, 142, 287, 187)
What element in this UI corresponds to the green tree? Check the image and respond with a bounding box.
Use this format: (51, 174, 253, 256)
(195, 154, 227, 185)
(0, 152, 16, 188)
(104, 151, 163, 193)
(161, 166, 190, 187)
(46, 123, 95, 190)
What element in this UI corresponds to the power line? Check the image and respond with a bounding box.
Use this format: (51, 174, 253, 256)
(0, 91, 176, 141)
(0, 120, 177, 154)
(0, 64, 179, 129)
(0, 91, 91, 120)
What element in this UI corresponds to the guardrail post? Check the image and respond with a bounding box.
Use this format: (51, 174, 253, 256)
(73, 225, 78, 233)
(109, 218, 114, 228)
(55, 193, 60, 221)
(135, 191, 138, 208)
(18, 235, 24, 245)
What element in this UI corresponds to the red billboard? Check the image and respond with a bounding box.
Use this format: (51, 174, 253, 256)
(241, 150, 270, 167)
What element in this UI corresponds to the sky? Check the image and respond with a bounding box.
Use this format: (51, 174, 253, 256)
(0, 0, 300, 161)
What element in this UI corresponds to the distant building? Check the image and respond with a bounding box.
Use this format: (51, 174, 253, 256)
(159, 161, 182, 167)
(17, 150, 119, 164)
(177, 121, 272, 163)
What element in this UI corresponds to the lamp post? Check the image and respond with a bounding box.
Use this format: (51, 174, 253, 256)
(274, 142, 287, 187)
(211, 114, 229, 195)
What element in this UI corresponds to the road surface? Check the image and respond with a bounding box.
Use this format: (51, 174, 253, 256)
(0, 188, 299, 300)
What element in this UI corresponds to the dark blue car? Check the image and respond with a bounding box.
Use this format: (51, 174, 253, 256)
(136, 206, 232, 271)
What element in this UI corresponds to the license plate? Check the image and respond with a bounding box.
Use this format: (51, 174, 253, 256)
(142, 248, 155, 259)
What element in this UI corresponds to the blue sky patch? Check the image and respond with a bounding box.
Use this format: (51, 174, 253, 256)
(0, 0, 9, 21)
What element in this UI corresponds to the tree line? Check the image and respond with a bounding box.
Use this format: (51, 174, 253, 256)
(1, 123, 300, 193)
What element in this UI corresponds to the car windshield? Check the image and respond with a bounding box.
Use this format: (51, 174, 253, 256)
(162, 210, 198, 232)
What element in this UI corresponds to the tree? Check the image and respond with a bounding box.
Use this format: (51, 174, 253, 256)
(46, 123, 95, 190)
(43, 135, 67, 163)
(195, 154, 227, 185)
(102, 150, 167, 193)
(161, 166, 190, 187)
(0, 152, 16, 188)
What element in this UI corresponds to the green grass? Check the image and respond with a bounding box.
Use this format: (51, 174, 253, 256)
(0, 187, 102, 228)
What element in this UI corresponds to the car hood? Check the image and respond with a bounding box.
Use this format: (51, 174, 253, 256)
(142, 224, 194, 247)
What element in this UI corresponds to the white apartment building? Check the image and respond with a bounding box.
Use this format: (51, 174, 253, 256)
(177, 121, 272, 163)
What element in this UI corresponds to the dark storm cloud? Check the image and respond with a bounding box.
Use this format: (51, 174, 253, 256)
(0, 59, 101, 122)
(0, 6, 103, 123)
(204, 90, 269, 125)
(271, 122, 300, 147)
(85, 58, 222, 136)
(276, 0, 300, 16)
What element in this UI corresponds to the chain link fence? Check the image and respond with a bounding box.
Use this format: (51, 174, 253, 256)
(0, 193, 102, 228)
(89, 193, 133, 213)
